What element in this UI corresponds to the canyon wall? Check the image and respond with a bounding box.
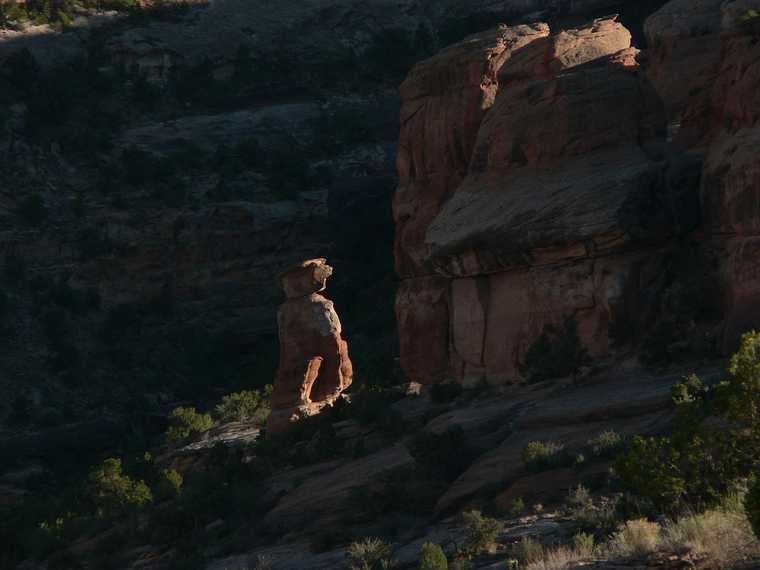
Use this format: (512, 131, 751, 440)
(394, 2, 760, 385)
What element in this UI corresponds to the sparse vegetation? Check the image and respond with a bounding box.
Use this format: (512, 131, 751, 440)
(418, 542, 448, 570)
(460, 510, 503, 557)
(214, 387, 272, 425)
(617, 333, 760, 513)
(89, 458, 152, 516)
(166, 406, 215, 442)
(587, 430, 624, 458)
(156, 468, 183, 500)
(522, 440, 571, 472)
(348, 537, 397, 570)
(513, 536, 544, 566)
(508, 497, 526, 517)
(607, 519, 661, 557)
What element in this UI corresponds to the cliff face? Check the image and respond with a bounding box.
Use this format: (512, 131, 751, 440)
(0, 0, 676, 434)
(393, 1, 760, 385)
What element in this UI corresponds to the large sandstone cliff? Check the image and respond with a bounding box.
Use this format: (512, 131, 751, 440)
(394, 2, 760, 386)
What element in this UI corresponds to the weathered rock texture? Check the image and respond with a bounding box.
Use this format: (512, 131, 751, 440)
(644, 0, 760, 351)
(267, 259, 353, 434)
(395, 1, 760, 386)
(394, 16, 699, 385)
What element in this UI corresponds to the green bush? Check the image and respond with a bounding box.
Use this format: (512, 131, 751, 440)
(512, 536, 543, 566)
(521, 317, 590, 382)
(508, 497, 525, 517)
(745, 478, 760, 539)
(460, 510, 503, 557)
(156, 468, 183, 500)
(522, 440, 571, 472)
(741, 9, 760, 22)
(214, 387, 271, 425)
(347, 537, 397, 570)
(587, 430, 624, 458)
(89, 458, 152, 516)
(617, 332, 760, 513)
(166, 407, 215, 442)
(419, 542, 447, 570)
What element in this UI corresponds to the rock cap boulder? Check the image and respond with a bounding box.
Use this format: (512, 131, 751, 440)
(280, 258, 334, 299)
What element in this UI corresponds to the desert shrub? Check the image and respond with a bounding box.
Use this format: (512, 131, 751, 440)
(156, 469, 183, 500)
(522, 440, 571, 472)
(17, 194, 48, 226)
(568, 485, 592, 509)
(460, 510, 503, 557)
(568, 495, 620, 535)
(430, 382, 463, 403)
(572, 532, 595, 556)
(166, 407, 215, 442)
(608, 519, 661, 558)
(588, 430, 624, 458)
(617, 333, 760, 513)
(616, 436, 689, 511)
(347, 537, 396, 570)
(513, 536, 543, 566)
(214, 387, 271, 425)
(746, 478, 760, 539)
(418, 542, 447, 570)
(665, 499, 760, 568)
(508, 497, 526, 517)
(89, 458, 152, 516)
(410, 427, 476, 483)
(525, 544, 592, 570)
(521, 317, 590, 383)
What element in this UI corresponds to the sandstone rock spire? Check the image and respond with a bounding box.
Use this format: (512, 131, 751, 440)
(266, 259, 353, 435)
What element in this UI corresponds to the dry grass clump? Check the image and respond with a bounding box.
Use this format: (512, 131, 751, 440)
(607, 519, 661, 557)
(662, 503, 760, 569)
(524, 546, 586, 570)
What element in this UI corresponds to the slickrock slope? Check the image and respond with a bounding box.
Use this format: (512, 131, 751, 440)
(395, 16, 702, 385)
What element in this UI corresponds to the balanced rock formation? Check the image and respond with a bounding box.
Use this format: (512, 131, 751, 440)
(394, 16, 701, 386)
(267, 259, 353, 434)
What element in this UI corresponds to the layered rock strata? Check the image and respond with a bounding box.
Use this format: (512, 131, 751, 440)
(394, 16, 697, 385)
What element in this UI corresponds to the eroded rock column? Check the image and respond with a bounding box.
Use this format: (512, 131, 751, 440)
(267, 259, 353, 435)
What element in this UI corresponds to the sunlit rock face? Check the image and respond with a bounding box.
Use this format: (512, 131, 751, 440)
(394, 16, 704, 385)
(267, 259, 353, 435)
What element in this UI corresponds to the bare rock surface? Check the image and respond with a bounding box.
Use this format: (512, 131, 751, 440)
(267, 259, 353, 434)
(261, 443, 414, 534)
(394, 16, 700, 385)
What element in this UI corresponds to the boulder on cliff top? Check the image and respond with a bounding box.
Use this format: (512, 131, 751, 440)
(499, 15, 632, 84)
(280, 258, 334, 299)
